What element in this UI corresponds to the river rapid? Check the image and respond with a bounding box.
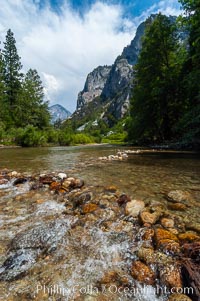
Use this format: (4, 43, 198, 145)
(0, 145, 199, 301)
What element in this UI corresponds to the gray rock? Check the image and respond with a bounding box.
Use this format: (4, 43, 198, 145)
(0, 219, 73, 281)
(77, 65, 111, 110)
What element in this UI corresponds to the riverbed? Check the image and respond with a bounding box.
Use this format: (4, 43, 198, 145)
(0, 145, 199, 301)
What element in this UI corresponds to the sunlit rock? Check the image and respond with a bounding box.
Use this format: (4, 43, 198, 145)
(131, 260, 155, 285)
(125, 199, 145, 217)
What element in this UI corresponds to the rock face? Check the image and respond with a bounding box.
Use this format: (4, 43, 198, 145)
(49, 104, 71, 123)
(73, 15, 185, 127)
(76, 65, 111, 109)
(74, 18, 146, 125)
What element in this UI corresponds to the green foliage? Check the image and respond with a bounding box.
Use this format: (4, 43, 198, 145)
(128, 14, 187, 144)
(71, 133, 94, 145)
(14, 125, 47, 147)
(102, 131, 127, 144)
(16, 69, 50, 129)
(177, 0, 200, 148)
(58, 131, 72, 146)
(0, 29, 51, 142)
(2, 29, 23, 126)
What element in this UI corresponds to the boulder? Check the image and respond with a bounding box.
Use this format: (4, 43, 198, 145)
(167, 190, 191, 203)
(117, 194, 131, 207)
(131, 260, 155, 285)
(82, 203, 98, 214)
(140, 211, 160, 225)
(58, 172, 67, 180)
(154, 228, 180, 253)
(161, 218, 174, 228)
(178, 232, 200, 243)
(167, 294, 192, 301)
(160, 264, 182, 289)
(168, 203, 187, 211)
(125, 200, 145, 217)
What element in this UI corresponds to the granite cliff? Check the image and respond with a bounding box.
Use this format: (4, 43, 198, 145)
(73, 18, 146, 126)
(72, 15, 181, 128)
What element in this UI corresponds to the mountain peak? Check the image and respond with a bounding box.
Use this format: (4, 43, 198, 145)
(49, 104, 71, 123)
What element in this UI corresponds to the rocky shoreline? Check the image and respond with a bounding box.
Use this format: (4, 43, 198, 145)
(0, 169, 199, 301)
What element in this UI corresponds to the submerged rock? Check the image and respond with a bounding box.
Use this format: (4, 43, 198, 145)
(125, 199, 145, 217)
(168, 294, 192, 301)
(131, 260, 155, 285)
(140, 210, 160, 225)
(0, 249, 38, 281)
(168, 202, 187, 211)
(160, 264, 182, 289)
(161, 218, 175, 228)
(82, 203, 98, 214)
(167, 190, 192, 204)
(0, 219, 73, 281)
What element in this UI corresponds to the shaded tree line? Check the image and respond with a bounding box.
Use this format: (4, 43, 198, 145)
(128, 0, 200, 149)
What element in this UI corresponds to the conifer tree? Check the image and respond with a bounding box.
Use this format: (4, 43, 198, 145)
(177, 0, 200, 147)
(0, 43, 7, 125)
(128, 14, 183, 144)
(2, 29, 23, 126)
(17, 69, 50, 129)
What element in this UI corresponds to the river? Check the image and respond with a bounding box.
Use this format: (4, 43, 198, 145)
(0, 145, 200, 199)
(0, 145, 199, 301)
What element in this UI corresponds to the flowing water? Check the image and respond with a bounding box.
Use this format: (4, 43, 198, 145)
(0, 145, 199, 197)
(0, 145, 199, 301)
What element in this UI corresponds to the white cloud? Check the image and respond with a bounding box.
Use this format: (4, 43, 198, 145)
(135, 0, 182, 24)
(0, 0, 182, 112)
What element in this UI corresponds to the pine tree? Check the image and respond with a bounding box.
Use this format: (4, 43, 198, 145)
(178, 0, 200, 147)
(2, 29, 23, 126)
(17, 69, 50, 129)
(0, 43, 7, 126)
(128, 14, 184, 144)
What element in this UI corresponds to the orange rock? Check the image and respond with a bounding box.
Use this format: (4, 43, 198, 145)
(131, 260, 155, 285)
(105, 186, 117, 193)
(82, 203, 98, 214)
(59, 188, 67, 194)
(142, 228, 155, 241)
(168, 293, 192, 301)
(161, 218, 174, 228)
(154, 228, 179, 253)
(50, 181, 61, 191)
(99, 271, 129, 287)
(100, 271, 119, 284)
(168, 203, 187, 211)
(36, 199, 45, 204)
(178, 232, 200, 243)
(158, 239, 180, 254)
(160, 264, 182, 289)
(155, 228, 178, 244)
(137, 247, 155, 264)
(140, 211, 160, 225)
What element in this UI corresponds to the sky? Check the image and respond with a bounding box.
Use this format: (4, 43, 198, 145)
(0, 0, 182, 113)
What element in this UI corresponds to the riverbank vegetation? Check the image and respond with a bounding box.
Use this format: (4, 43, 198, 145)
(0, 30, 98, 147)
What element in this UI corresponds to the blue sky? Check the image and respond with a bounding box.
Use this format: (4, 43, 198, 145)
(0, 0, 182, 112)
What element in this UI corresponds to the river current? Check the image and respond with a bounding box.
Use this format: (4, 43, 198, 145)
(0, 145, 199, 301)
